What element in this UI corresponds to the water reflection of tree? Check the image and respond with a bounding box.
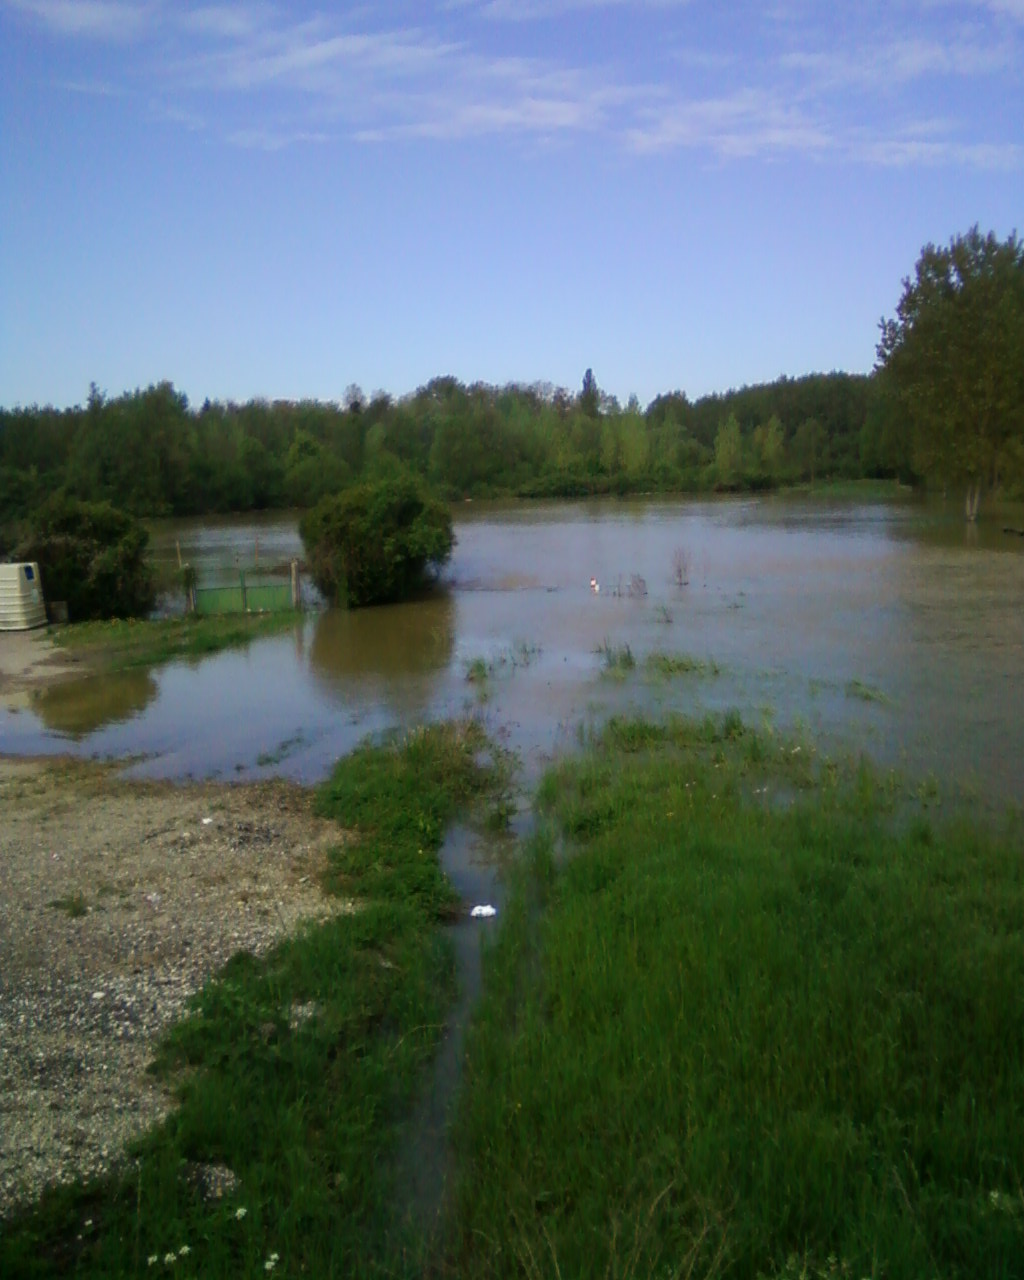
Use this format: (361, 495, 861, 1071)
(308, 592, 456, 702)
(31, 670, 158, 739)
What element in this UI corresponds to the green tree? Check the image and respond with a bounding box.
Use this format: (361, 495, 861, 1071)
(579, 368, 600, 418)
(792, 417, 826, 483)
(877, 227, 1024, 519)
(299, 475, 453, 608)
(752, 415, 785, 482)
(714, 414, 743, 488)
(18, 496, 155, 621)
(283, 431, 350, 508)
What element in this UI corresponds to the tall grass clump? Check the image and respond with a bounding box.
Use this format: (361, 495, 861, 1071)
(597, 639, 636, 676)
(448, 712, 1024, 1279)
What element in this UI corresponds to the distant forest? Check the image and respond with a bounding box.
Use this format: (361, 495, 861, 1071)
(0, 370, 924, 521)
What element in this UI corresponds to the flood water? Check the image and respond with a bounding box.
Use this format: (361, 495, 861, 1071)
(2, 495, 1022, 809)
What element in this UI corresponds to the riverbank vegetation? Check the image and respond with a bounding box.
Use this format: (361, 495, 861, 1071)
(0, 721, 512, 1279)
(448, 714, 1024, 1278)
(876, 227, 1024, 521)
(0, 372, 880, 525)
(50, 612, 301, 672)
(2, 712, 1021, 1277)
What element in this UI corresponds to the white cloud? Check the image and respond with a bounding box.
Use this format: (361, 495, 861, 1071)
(446, 0, 691, 16)
(4, 0, 1019, 167)
(225, 124, 329, 149)
(927, 0, 1024, 22)
(7, 0, 154, 40)
(852, 135, 1022, 167)
(781, 33, 1012, 89)
(178, 4, 270, 40)
(60, 77, 124, 95)
(178, 22, 460, 94)
(626, 88, 833, 158)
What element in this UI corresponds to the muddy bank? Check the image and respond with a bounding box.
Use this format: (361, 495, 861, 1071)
(0, 756, 351, 1218)
(0, 629, 84, 707)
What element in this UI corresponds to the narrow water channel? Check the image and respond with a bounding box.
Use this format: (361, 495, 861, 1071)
(390, 823, 507, 1243)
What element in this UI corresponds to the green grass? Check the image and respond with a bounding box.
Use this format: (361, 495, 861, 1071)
(9, 709, 1023, 1278)
(786, 478, 907, 501)
(644, 650, 721, 679)
(0, 720, 511, 1280)
(50, 613, 300, 671)
(447, 713, 1024, 1279)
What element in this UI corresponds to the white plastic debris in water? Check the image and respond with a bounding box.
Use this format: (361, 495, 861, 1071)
(470, 904, 497, 918)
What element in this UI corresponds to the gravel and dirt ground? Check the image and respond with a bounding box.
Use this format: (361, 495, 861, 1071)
(0, 628, 84, 706)
(0, 640, 351, 1218)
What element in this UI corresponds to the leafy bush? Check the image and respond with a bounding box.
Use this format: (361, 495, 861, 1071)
(300, 475, 454, 607)
(18, 495, 156, 621)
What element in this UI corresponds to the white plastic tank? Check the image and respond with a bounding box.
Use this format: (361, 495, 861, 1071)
(0, 563, 48, 630)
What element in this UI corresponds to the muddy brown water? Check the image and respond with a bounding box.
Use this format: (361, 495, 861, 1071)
(2, 494, 1021, 809)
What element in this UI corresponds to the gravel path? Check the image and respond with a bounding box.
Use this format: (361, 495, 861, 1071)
(0, 756, 351, 1218)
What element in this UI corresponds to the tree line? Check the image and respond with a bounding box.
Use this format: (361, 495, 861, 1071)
(0, 371, 884, 524)
(2, 227, 1022, 529)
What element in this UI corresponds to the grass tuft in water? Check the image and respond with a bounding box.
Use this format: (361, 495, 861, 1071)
(597, 639, 636, 676)
(465, 643, 542, 693)
(844, 678, 889, 704)
(644, 650, 721, 679)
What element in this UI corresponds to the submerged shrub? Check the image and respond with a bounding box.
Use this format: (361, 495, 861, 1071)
(18, 494, 155, 621)
(300, 474, 454, 607)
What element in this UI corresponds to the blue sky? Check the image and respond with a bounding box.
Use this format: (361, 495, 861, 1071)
(1, 0, 1021, 410)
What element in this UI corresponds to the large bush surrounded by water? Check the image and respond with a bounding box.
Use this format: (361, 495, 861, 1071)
(300, 475, 454, 607)
(18, 495, 155, 621)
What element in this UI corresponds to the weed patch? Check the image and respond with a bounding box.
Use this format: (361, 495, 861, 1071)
(48, 891, 88, 918)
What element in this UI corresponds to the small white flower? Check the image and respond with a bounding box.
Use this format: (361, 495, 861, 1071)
(148, 1257, 158, 1267)
(265, 1251, 280, 1271)
(235, 1206, 247, 1219)
(178, 1245, 190, 1257)
(164, 1253, 177, 1265)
